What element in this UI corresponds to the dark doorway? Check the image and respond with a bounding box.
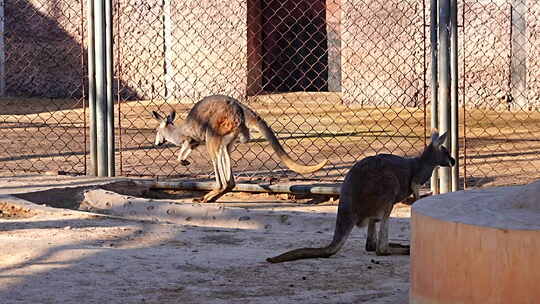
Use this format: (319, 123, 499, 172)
(261, 0, 328, 92)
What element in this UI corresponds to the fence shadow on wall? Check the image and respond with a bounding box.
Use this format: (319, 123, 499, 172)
(3, 0, 139, 115)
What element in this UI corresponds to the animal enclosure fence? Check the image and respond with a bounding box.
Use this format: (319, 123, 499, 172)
(1, 0, 539, 190)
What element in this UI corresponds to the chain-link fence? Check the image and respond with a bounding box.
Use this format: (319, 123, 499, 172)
(0, 0, 87, 175)
(1, 0, 539, 190)
(461, 0, 540, 188)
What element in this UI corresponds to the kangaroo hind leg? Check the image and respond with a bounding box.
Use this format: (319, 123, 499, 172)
(375, 203, 410, 256)
(198, 133, 236, 203)
(365, 218, 378, 252)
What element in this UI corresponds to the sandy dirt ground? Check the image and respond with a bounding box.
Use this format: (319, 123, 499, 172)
(0, 175, 412, 304)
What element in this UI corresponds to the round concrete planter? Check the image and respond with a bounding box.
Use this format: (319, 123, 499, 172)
(410, 181, 540, 304)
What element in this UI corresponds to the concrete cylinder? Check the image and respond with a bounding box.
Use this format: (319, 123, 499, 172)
(410, 181, 540, 304)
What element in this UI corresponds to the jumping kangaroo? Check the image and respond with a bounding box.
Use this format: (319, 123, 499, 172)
(152, 95, 328, 203)
(266, 131, 455, 263)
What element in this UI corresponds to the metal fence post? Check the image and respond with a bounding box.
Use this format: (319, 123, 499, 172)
(450, 0, 459, 191)
(106, 0, 115, 177)
(88, 0, 114, 177)
(94, 0, 108, 177)
(438, 0, 451, 193)
(430, 0, 439, 194)
(87, 0, 98, 176)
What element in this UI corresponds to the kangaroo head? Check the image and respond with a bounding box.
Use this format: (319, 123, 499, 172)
(425, 130, 456, 167)
(152, 110, 177, 146)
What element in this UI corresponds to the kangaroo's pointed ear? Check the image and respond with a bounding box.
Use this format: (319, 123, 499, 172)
(430, 129, 440, 144)
(435, 132, 448, 147)
(167, 111, 176, 124)
(152, 111, 164, 121)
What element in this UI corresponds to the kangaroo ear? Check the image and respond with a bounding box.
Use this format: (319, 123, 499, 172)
(167, 111, 176, 124)
(152, 111, 164, 121)
(430, 129, 440, 144)
(435, 132, 448, 147)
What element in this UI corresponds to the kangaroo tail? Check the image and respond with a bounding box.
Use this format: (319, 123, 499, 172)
(266, 238, 345, 263)
(242, 106, 327, 174)
(266, 208, 355, 263)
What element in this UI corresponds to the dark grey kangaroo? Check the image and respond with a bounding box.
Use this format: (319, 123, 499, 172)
(267, 131, 455, 263)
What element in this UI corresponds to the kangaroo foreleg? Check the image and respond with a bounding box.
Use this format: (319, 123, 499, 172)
(178, 140, 193, 166)
(237, 123, 250, 143)
(403, 182, 432, 205)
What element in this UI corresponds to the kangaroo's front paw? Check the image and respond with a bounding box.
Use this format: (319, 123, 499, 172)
(180, 159, 190, 166)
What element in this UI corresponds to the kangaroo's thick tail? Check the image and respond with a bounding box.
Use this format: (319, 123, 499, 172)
(267, 207, 355, 263)
(266, 239, 345, 263)
(242, 106, 327, 174)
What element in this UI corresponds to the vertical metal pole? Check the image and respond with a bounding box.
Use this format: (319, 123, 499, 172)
(0, 0, 5, 96)
(430, 0, 439, 194)
(450, 0, 459, 191)
(94, 0, 108, 177)
(116, 0, 124, 176)
(438, 0, 451, 193)
(105, 0, 115, 177)
(87, 0, 98, 176)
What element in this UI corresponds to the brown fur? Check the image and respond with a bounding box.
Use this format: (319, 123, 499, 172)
(152, 95, 328, 203)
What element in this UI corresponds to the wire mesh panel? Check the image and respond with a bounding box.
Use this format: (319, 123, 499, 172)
(462, 0, 540, 188)
(115, 0, 428, 182)
(0, 0, 87, 175)
(1, 0, 538, 190)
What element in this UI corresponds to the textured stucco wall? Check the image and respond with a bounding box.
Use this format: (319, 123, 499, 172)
(5, 0, 86, 98)
(4, 0, 540, 109)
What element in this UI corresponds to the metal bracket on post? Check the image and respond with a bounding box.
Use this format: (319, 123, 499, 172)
(88, 0, 114, 177)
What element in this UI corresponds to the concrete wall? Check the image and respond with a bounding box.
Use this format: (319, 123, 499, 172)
(4, 0, 540, 109)
(5, 0, 86, 98)
(341, 0, 425, 106)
